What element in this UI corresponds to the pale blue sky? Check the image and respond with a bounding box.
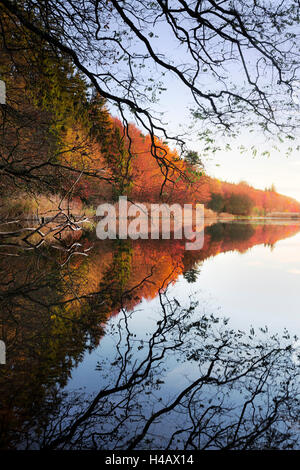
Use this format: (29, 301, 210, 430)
(109, 10, 300, 202)
(145, 75, 300, 202)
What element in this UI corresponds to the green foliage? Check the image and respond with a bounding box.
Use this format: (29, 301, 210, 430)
(0, 6, 114, 199)
(207, 223, 255, 242)
(101, 125, 133, 199)
(224, 193, 254, 216)
(208, 192, 255, 216)
(208, 193, 225, 213)
(29, 55, 90, 134)
(99, 240, 133, 310)
(265, 183, 277, 193)
(183, 267, 200, 283)
(185, 150, 203, 167)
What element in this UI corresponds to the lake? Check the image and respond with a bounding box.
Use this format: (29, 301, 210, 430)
(1, 220, 300, 449)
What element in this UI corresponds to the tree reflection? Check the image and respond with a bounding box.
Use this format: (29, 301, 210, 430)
(1, 221, 300, 449)
(11, 289, 300, 450)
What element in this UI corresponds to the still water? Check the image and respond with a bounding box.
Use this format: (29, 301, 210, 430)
(1, 221, 300, 449)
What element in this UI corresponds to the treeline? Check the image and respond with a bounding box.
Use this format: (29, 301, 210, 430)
(54, 112, 300, 216)
(207, 180, 300, 216)
(0, 5, 205, 208)
(1, 5, 300, 217)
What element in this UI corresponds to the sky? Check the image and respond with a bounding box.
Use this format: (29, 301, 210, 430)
(146, 75, 300, 202)
(156, 23, 300, 202)
(109, 7, 300, 202)
(205, 147, 300, 202)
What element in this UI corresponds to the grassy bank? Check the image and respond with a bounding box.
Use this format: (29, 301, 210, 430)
(0, 194, 96, 221)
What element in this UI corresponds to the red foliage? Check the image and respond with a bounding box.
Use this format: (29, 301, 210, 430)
(67, 117, 300, 214)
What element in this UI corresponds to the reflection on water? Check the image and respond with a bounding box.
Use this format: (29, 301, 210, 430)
(0, 221, 300, 449)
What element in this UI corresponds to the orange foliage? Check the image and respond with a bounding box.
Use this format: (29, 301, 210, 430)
(208, 178, 300, 215)
(62, 116, 300, 214)
(68, 222, 300, 321)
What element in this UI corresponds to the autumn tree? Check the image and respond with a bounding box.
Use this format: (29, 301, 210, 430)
(1, 0, 300, 190)
(208, 192, 225, 213)
(0, 6, 115, 203)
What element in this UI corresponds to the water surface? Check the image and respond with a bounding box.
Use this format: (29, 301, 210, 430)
(1, 221, 300, 449)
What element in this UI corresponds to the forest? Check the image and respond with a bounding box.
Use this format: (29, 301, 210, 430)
(2, 1, 300, 453)
(1, 3, 300, 220)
